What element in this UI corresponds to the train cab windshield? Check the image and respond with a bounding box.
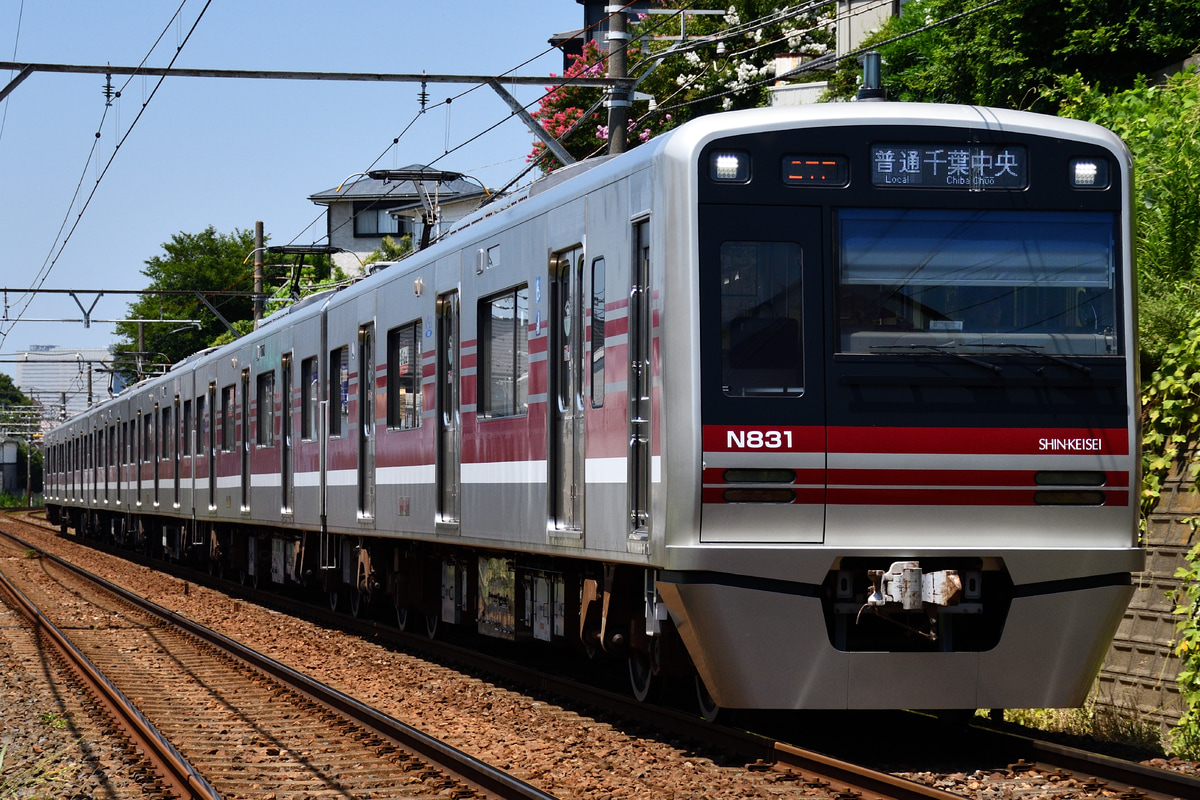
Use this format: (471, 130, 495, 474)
(836, 208, 1118, 357)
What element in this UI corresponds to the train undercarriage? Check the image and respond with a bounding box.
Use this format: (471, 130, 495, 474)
(48, 505, 712, 716)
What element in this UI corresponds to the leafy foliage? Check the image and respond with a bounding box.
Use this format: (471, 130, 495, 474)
(112, 226, 262, 381)
(824, 0, 1200, 110)
(112, 227, 337, 381)
(1060, 68, 1200, 757)
(0, 373, 33, 407)
(1052, 69, 1200, 377)
(529, 1, 834, 171)
(1174, 540, 1200, 758)
(363, 234, 413, 266)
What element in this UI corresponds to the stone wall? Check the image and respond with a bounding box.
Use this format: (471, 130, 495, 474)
(1094, 460, 1198, 732)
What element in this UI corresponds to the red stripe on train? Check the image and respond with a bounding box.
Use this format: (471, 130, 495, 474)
(702, 487, 1130, 506)
(703, 425, 1130, 455)
(701, 467, 1129, 488)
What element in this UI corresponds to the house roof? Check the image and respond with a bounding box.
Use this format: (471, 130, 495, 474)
(309, 164, 487, 205)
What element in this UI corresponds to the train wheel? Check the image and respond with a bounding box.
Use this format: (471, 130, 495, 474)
(695, 675, 725, 724)
(628, 654, 657, 703)
(423, 612, 440, 640)
(394, 590, 411, 630)
(349, 589, 363, 618)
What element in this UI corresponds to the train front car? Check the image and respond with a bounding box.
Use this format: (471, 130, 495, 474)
(654, 104, 1141, 711)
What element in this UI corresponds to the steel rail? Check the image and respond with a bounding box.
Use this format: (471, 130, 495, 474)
(0, 526, 557, 800)
(978, 724, 1200, 800)
(17, 511, 1196, 800)
(5, 512, 990, 800)
(771, 741, 965, 800)
(0, 565, 221, 800)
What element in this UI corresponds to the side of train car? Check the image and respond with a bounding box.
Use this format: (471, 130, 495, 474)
(44, 102, 1143, 713)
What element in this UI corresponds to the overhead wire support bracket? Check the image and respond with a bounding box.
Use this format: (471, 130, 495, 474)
(193, 292, 241, 339)
(486, 79, 576, 166)
(0, 64, 34, 103)
(68, 290, 103, 329)
(0, 61, 630, 91)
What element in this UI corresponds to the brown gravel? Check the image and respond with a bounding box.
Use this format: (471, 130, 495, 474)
(7, 515, 1199, 799)
(0, 559, 154, 799)
(1, 521, 833, 800)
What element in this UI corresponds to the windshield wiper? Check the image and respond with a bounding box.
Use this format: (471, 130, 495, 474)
(868, 343, 1002, 374)
(972, 342, 1092, 375)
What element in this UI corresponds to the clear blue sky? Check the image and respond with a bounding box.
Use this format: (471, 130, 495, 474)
(0, 0, 582, 364)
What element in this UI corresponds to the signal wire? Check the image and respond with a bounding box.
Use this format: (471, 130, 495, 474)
(0, 0, 208, 348)
(650, 0, 1013, 115)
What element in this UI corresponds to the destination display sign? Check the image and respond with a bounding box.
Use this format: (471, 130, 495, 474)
(871, 143, 1028, 190)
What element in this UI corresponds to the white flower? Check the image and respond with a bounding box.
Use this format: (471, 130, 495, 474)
(722, 97, 733, 110)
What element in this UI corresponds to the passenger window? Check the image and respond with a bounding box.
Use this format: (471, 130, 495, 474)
(479, 286, 530, 418)
(221, 385, 236, 451)
(301, 356, 319, 440)
(719, 241, 804, 397)
(387, 322, 423, 430)
(329, 347, 349, 437)
(257, 371, 276, 446)
(591, 258, 606, 408)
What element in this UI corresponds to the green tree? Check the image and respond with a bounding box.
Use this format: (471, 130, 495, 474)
(1051, 68, 1200, 376)
(113, 227, 267, 382)
(824, 0, 1200, 110)
(0, 372, 33, 407)
(529, 1, 835, 171)
(363, 234, 413, 266)
(0, 375, 42, 499)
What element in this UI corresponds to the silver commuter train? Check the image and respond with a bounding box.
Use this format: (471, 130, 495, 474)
(44, 102, 1142, 714)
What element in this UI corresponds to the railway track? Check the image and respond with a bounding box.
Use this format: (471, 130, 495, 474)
(5, 508, 1198, 800)
(0, 521, 555, 800)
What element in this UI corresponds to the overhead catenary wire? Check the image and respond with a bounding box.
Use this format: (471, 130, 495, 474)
(0, 0, 24, 145)
(1, 0, 211, 349)
(646, 0, 1013, 118)
(299, 1, 659, 256)
(9, 0, 192, 319)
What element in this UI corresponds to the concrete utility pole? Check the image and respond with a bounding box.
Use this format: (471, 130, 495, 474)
(137, 321, 145, 381)
(606, 5, 630, 155)
(254, 221, 265, 328)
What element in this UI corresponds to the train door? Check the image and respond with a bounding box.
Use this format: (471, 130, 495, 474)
(136, 411, 143, 503)
(628, 222, 651, 542)
(173, 396, 181, 508)
(240, 369, 250, 512)
(281, 353, 293, 514)
(152, 406, 160, 506)
(697, 205, 826, 543)
(436, 291, 460, 526)
(357, 326, 376, 520)
(549, 246, 585, 534)
(118, 421, 125, 506)
(205, 383, 216, 512)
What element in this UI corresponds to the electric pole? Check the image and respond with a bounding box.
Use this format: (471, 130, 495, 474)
(254, 221, 265, 327)
(606, 5, 630, 155)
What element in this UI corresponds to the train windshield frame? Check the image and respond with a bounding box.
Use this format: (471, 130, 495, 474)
(836, 208, 1118, 356)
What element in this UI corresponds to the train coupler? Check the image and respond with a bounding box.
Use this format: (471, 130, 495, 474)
(865, 561, 963, 611)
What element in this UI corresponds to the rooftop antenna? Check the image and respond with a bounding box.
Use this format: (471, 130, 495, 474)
(856, 51, 887, 102)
